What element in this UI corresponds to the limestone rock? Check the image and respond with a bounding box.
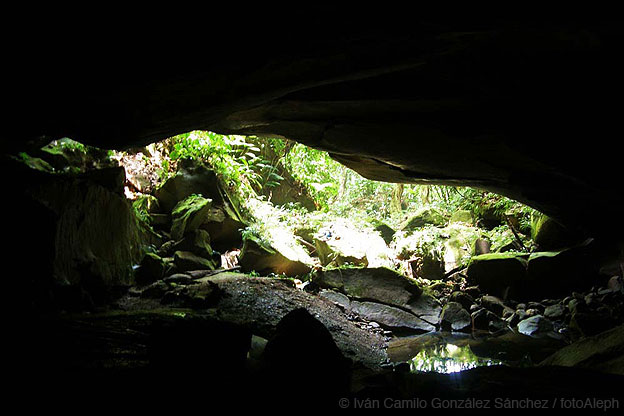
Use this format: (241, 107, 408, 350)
(408, 253, 445, 280)
(80, 166, 126, 194)
(449, 291, 476, 311)
(315, 239, 368, 268)
(480, 295, 513, 317)
(30, 175, 144, 288)
(239, 236, 311, 277)
(319, 290, 351, 309)
(472, 308, 500, 331)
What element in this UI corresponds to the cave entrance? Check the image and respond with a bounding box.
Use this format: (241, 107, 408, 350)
(11, 130, 624, 403)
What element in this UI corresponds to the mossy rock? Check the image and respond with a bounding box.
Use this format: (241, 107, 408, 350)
(154, 166, 224, 213)
(134, 194, 161, 214)
(239, 235, 311, 277)
(374, 222, 396, 245)
(173, 250, 218, 272)
(173, 229, 217, 261)
(449, 210, 473, 225)
(200, 206, 245, 252)
(531, 215, 580, 251)
(15, 152, 56, 173)
(400, 207, 447, 231)
(170, 195, 212, 241)
(314, 238, 368, 268)
(294, 226, 316, 244)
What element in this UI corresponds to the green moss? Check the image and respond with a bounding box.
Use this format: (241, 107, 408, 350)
(401, 207, 447, 232)
(172, 194, 211, 217)
(170, 194, 212, 240)
(449, 210, 473, 224)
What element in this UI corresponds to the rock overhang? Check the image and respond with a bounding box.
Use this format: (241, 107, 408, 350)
(4, 15, 624, 239)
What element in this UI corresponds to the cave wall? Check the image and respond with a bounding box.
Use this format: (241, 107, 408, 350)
(5, 13, 624, 237)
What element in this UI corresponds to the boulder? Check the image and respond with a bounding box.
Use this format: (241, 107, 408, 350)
(154, 165, 224, 213)
(312, 267, 422, 310)
(170, 195, 212, 240)
(539, 325, 624, 375)
(466, 253, 528, 299)
(173, 251, 217, 272)
(449, 210, 473, 225)
(239, 236, 311, 277)
(480, 295, 513, 317)
(319, 289, 435, 332)
(532, 215, 581, 251)
(517, 315, 555, 338)
(449, 291, 476, 311)
(544, 303, 566, 320)
(440, 302, 471, 331)
(350, 301, 436, 332)
(155, 165, 245, 251)
(472, 308, 501, 332)
(374, 222, 396, 245)
(473, 238, 491, 255)
(134, 252, 165, 285)
(319, 290, 351, 309)
(526, 242, 601, 300)
(315, 239, 368, 268)
(200, 206, 245, 252)
(28, 174, 144, 289)
(409, 252, 445, 280)
(80, 166, 126, 194)
(173, 229, 218, 262)
(400, 207, 447, 232)
(163, 273, 194, 285)
(261, 308, 351, 400)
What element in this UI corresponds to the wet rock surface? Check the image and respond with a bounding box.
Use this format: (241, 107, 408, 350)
(121, 273, 388, 369)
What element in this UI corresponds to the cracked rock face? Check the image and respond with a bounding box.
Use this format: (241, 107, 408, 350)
(7, 15, 624, 237)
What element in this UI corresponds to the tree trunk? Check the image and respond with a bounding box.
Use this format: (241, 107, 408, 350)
(391, 183, 404, 214)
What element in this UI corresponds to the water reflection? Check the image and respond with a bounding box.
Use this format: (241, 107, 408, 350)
(408, 343, 502, 373)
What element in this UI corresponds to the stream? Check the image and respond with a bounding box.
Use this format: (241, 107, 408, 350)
(387, 330, 566, 374)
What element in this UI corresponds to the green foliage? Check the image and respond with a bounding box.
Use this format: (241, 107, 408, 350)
(166, 131, 283, 197)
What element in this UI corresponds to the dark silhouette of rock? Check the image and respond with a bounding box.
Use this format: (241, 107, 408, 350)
(261, 308, 352, 403)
